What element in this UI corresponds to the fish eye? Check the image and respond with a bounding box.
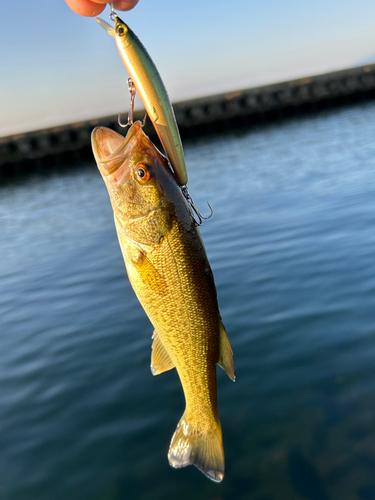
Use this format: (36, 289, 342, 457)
(136, 164, 150, 183)
(116, 24, 127, 36)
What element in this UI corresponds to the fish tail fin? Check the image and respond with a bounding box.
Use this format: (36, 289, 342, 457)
(168, 412, 224, 482)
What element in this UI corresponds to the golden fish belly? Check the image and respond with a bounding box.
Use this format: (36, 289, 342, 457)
(118, 216, 221, 428)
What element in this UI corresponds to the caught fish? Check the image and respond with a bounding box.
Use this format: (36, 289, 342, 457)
(91, 122, 235, 482)
(96, 15, 188, 187)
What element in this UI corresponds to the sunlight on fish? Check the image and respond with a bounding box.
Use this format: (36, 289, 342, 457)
(91, 122, 235, 482)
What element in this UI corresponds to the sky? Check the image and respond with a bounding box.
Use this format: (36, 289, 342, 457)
(1, 0, 375, 137)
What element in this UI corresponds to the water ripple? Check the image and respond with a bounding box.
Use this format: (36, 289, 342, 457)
(1, 102, 375, 500)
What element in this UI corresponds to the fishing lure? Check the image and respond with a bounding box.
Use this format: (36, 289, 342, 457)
(96, 13, 188, 187)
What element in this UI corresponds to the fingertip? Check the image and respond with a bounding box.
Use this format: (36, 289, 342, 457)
(113, 0, 140, 11)
(64, 0, 106, 17)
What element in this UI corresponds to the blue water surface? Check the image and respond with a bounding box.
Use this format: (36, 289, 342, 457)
(0, 102, 374, 500)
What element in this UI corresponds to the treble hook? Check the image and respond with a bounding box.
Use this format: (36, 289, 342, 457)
(109, 3, 116, 20)
(181, 186, 213, 226)
(118, 78, 137, 128)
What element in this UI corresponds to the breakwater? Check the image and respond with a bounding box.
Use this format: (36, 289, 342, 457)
(1, 63, 375, 179)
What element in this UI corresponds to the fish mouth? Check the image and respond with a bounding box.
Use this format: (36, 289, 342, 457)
(91, 123, 141, 178)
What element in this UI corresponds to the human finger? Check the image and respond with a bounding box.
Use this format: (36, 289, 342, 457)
(91, 0, 139, 9)
(64, 0, 106, 17)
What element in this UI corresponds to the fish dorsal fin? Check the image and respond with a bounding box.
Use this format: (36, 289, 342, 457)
(151, 331, 175, 376)
(218, 321, 236, 382)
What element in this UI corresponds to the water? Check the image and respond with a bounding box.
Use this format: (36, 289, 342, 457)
(0, 102, 374, 500)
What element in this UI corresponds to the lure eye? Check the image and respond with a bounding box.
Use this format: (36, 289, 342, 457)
(116, 24, 127, 36)
(136, 164, 150, 183)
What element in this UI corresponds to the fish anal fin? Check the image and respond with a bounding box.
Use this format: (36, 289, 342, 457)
(218, 321, 236, 382)
(168, 413, 224, 483)
(151, 331, 175, 376)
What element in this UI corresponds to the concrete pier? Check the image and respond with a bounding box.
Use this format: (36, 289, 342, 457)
(1, 63, 375, 180)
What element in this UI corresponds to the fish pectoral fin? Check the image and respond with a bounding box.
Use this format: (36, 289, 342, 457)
(218, 320, 236, 382)
(168, 413, 224, 483)
(151, 331, 175, 376)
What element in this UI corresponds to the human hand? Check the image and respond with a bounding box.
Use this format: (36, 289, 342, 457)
(64, 0, 139, 17)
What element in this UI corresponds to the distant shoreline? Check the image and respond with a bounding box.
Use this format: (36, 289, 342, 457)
(1, 63, 375, 179)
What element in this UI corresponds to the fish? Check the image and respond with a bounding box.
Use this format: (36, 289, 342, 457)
(91, 122, 235, 482)
(96, 15, 188, 187)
